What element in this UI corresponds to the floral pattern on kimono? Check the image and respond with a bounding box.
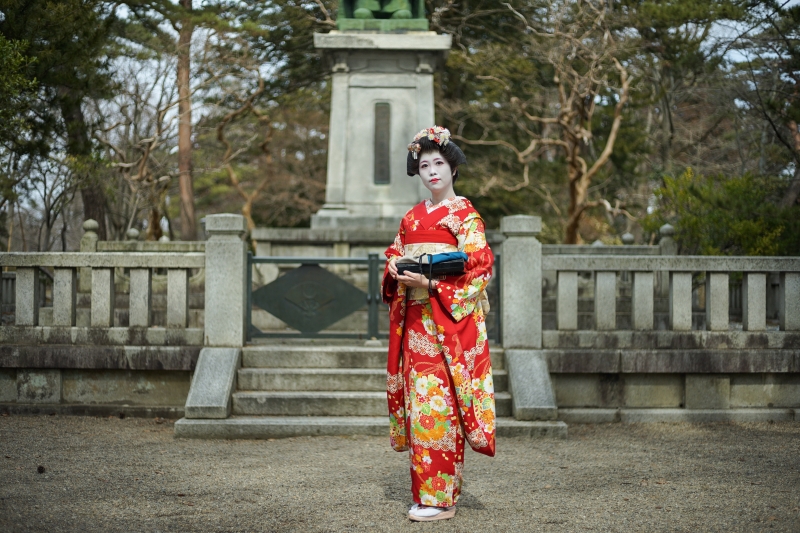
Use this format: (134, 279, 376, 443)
(383, 196, 496, 507)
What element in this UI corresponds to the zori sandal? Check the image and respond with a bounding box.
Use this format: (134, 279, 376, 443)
(408, 503, 456, 522)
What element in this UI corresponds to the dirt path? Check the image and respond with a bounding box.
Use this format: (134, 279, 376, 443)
(1, 415, 799, 532)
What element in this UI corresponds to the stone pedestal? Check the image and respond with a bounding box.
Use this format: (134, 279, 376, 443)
(311, 31, 452, 230)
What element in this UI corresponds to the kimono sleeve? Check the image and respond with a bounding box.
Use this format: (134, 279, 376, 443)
(382, 217, 406, 303)
(433, 213, 493, 322)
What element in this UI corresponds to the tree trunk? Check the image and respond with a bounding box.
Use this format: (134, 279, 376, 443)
(58, 89, 107, 240)
(564, 139, 585, 244)
(147, 206, 164, 241)
(177, 0, 197, 241)
(79, 188, 108, 240)
(6, 201, 14, 252)
(779, 121, 800, 208)
(779, 168, 800, 208)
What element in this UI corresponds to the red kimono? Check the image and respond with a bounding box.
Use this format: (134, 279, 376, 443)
(382, 196, 496, 508)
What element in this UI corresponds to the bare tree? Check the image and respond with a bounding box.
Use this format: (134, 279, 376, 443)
(453, 1, 632, 243)
(30, 156, 78, 251)
(0, 152, 79, 251)
(196, 33, 327, 238)
(207, 38, 303, 239)
(91, 46, 221, 241)
(90, 57, 178, 241)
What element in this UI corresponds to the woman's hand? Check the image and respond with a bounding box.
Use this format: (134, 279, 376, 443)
(389, 258, 436, 290)
(396, 270, 434, 290)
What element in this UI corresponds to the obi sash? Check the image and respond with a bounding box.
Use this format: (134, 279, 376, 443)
(403, 234, 460, 302)
(404, 229, 457, 245)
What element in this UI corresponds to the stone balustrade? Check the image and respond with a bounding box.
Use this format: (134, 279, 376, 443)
(0, 252, 205, 344)
(0, 214, 248, 417)
(0, 251, 205, 414)
(2, 211, 799, 422)
(542, 255, 800, 334)
(499, 216, 800, 423)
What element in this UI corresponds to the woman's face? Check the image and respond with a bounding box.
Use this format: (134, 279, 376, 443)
(418, 151, 455, 194)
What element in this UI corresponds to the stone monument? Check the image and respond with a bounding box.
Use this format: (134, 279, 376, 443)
(310, 3, 452, 230)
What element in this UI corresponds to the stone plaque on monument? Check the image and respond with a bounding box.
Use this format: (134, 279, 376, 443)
(311, 4, 451, 230)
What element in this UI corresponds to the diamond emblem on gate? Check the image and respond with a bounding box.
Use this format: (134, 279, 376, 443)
(252, 264, 367, 333)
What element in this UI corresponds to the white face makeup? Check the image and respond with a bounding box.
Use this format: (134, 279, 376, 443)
(418, 151, 456, 197)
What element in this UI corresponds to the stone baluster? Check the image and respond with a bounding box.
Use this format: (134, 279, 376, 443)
(557, 271, 578, 330)
(52, 268, 77, 326)
(91, 267, 115, 327)
(500, 215, 542, 348)
(204, 214, 248, 346)
(743, 273, 766, 331)
(632, 271, 654, 330)
(79, 220, 99, 293)
(126, 228, 139, 241)
(14, 267, 40, 326)
(129, 269, 152, 327)
(594, 271, 617, 330)
(779, 272, 800, 331)
(167, 269, 189, 328)
(669, 272, 693, 331)
(705, 272, 729, 331)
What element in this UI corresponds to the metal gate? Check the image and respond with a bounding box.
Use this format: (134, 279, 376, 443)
(247, 253, 501, 342)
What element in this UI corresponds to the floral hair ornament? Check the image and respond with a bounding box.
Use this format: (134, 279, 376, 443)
(406, 125, 467, 178)
(407, 126, 451, 159)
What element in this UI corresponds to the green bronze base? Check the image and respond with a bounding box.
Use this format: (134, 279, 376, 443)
(336, 18, 430, 32)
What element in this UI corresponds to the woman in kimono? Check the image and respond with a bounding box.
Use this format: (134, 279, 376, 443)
(382, 126, 496, 522)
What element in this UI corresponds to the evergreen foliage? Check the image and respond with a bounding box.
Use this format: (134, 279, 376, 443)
(643, 169, 800, 256)
(0, 34, 36, 145)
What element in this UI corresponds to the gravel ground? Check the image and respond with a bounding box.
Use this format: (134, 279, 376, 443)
(1, 415, 799, 532)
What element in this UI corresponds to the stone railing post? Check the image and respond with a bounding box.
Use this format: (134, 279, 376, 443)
(183, 214, 247, 421)
(78, 220, 99, 293)
(500, 215, 542, 349)
(658, 224, 677, 297)
(500, 215, 557, 422)
(203, 214, 247, 347)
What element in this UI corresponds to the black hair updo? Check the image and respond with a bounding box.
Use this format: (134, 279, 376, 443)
(406, 137, 468, 182)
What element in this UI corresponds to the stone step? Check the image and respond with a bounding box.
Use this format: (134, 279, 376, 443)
(238, 368, 385, 391)
(232, 391, 512, 417)
(243, 346, 386, 369)
(237, 368, 508, 392)
(175, 416, 567, 439)
(242, 345, 506, 370)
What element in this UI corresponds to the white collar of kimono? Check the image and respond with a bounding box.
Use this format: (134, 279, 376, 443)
(425, 196, 463, 213)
